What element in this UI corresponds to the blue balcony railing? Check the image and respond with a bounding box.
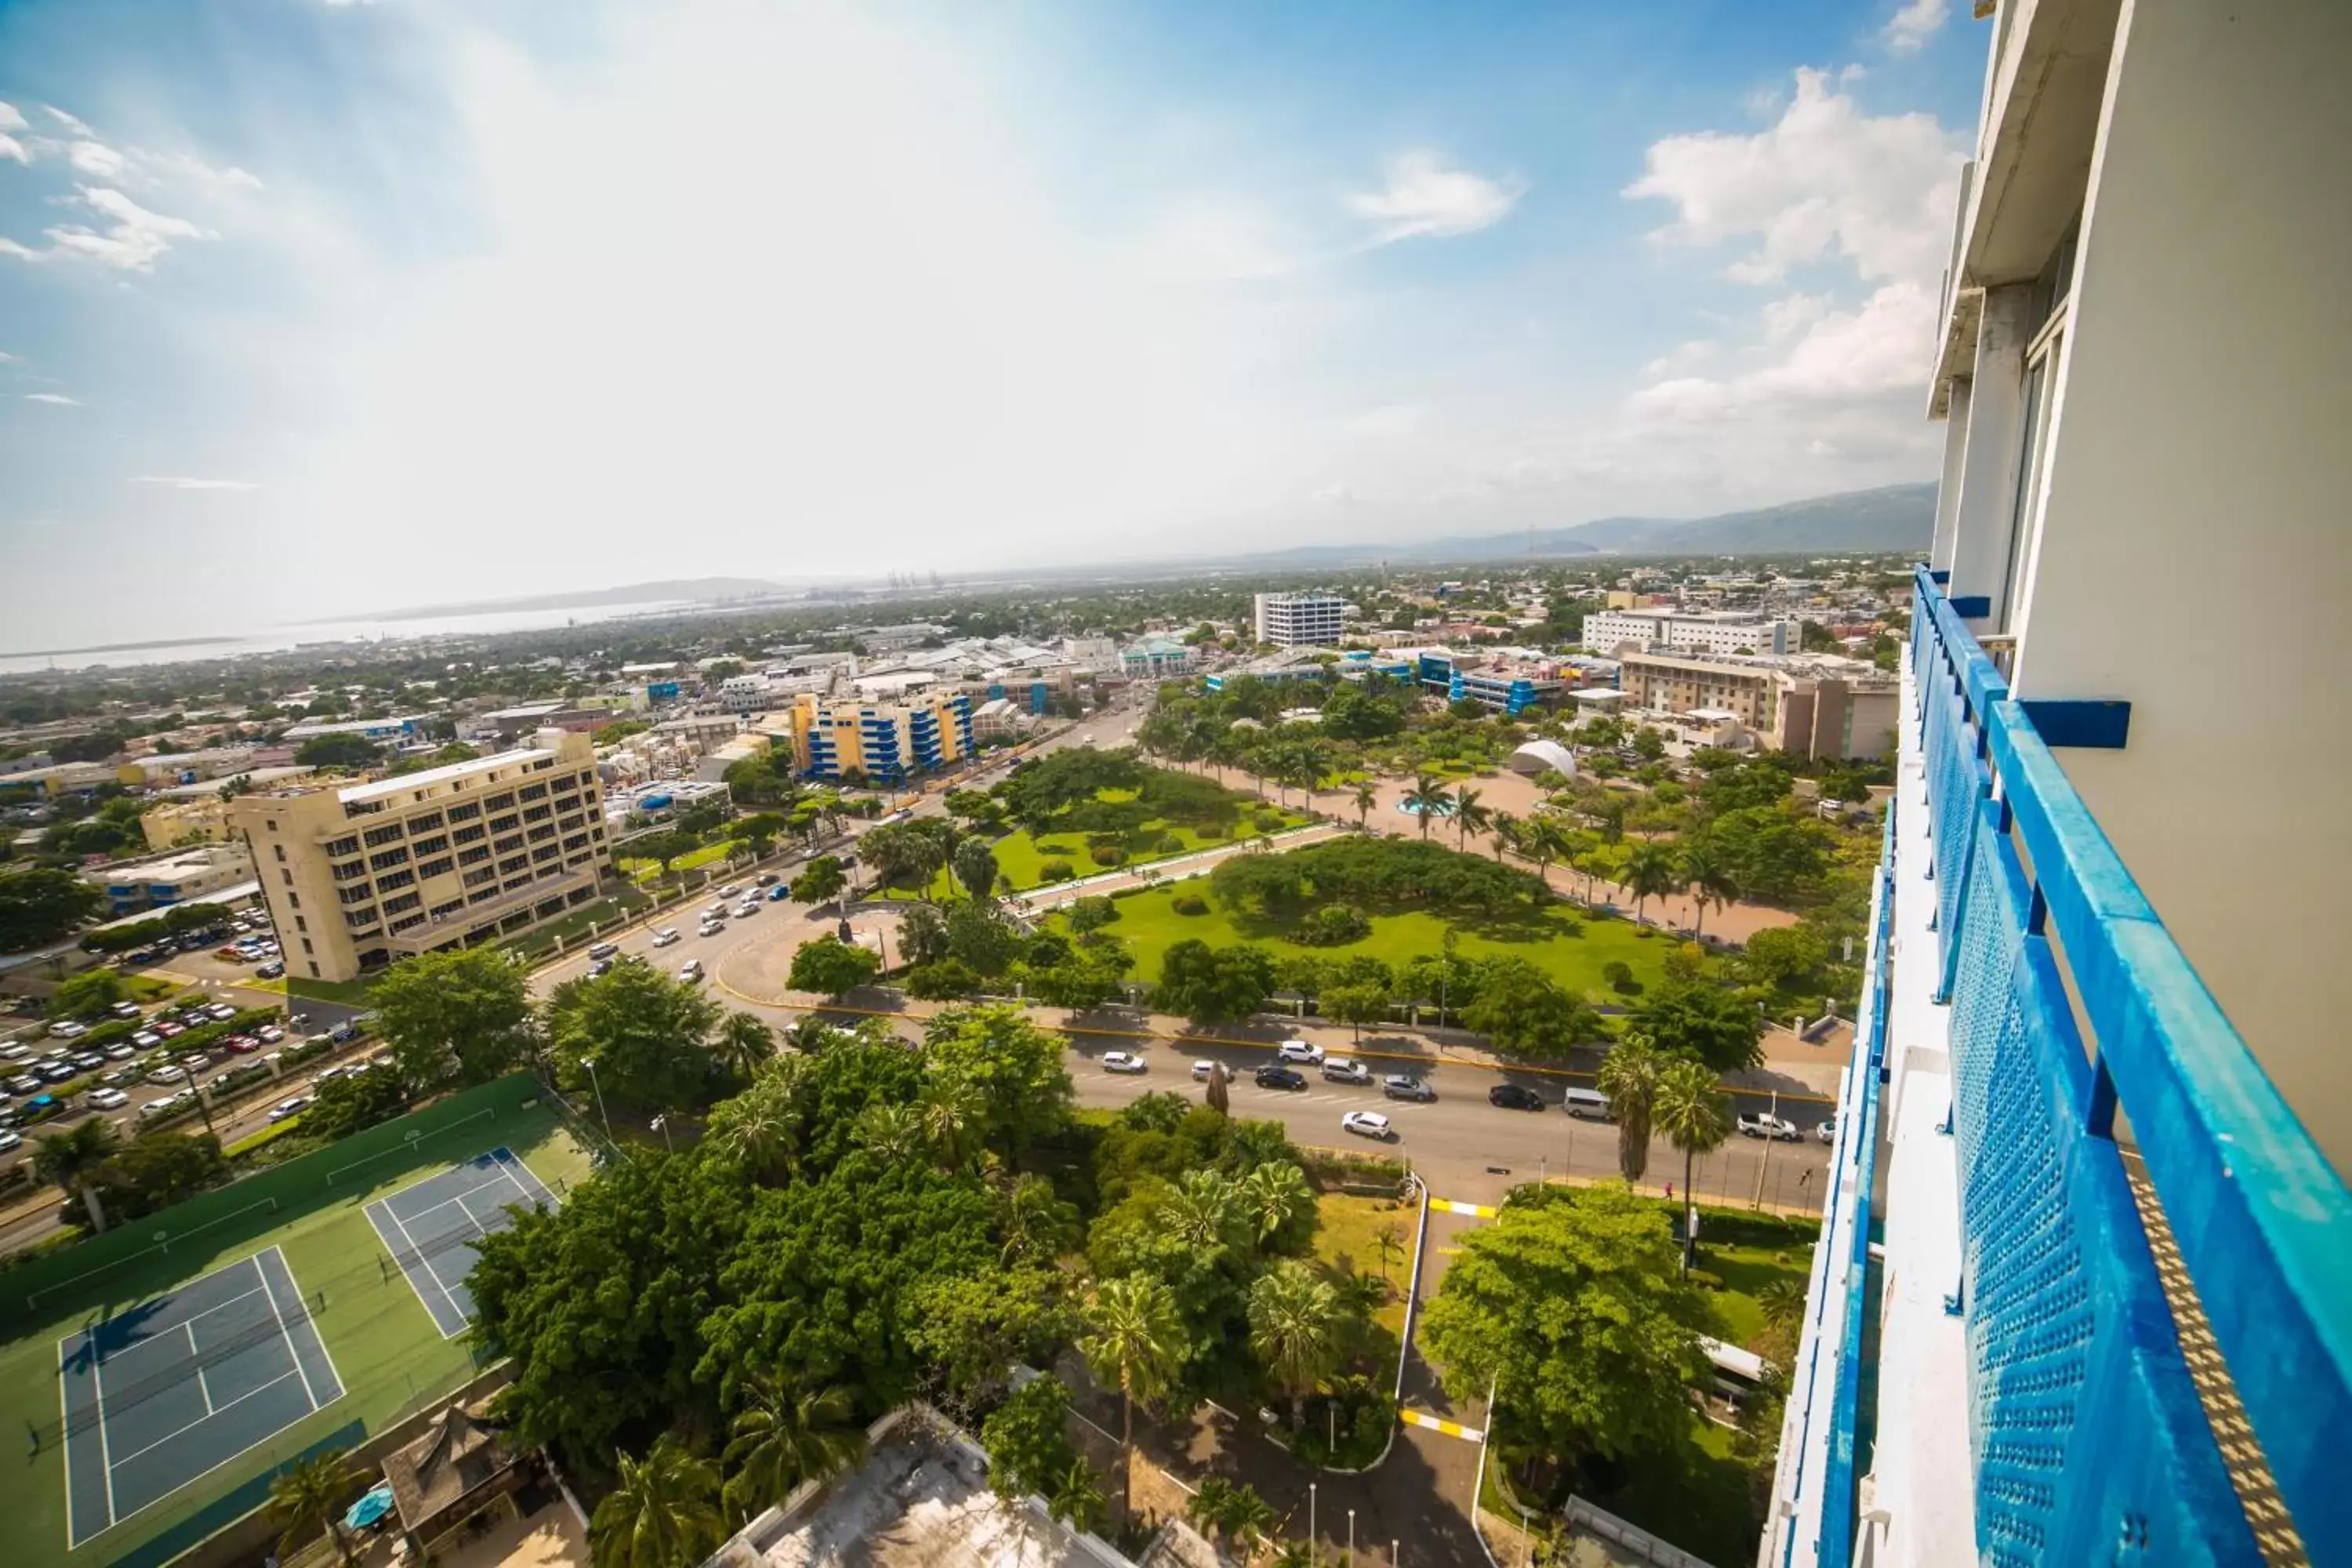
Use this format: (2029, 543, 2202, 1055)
(1911, 567, 2350, 1563)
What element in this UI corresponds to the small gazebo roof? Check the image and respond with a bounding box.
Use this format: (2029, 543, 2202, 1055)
(383, 1401, 512, 1531)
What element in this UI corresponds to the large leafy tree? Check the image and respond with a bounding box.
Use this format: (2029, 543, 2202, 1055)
(371, 945, 537, 1091)
(1079, 1274, 1185, 1454)
(786, 936, 880, 999)
(791, 855, 848, 910)
(590, 1436, 727, 1568)
(905, 1265, 1076, 1403)
(546, 958, 726, 1112)
(1152, 939, 1275, 1025)
(922, 1005, 1073, 1164)
(952, 837, 1000, 903)
(470, 1151, 753, 1472)
(1459, 958, 1599, 1059)
(980, 1375, 1077, 1502)
(0, 867, 102, 952)
(33, 1117, 121, 1232)
(1630, 982, 1766, 1074)
(1419, 1185, 1715, 1466)
(720, 1380, 866, 1521)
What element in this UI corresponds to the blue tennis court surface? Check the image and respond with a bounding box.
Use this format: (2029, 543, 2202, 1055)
(58, 1246, 344, 1548)
(364, 1147, 558, 1338)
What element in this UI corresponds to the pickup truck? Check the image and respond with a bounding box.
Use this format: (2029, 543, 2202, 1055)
(1737, 1112, 1804, 1142)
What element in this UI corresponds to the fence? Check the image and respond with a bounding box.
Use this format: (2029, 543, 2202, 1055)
(1908, 568, 2350, 1561)
(0, 1073, 548, 1329)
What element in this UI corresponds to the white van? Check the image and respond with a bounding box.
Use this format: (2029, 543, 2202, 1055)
(1561, 1087, 1613, 1120)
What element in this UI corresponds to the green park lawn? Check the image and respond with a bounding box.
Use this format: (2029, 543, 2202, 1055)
(1312, 1192, 1414, 1337)
(878, 806, 1316, 898)
(1062, 884, 1685, 1002)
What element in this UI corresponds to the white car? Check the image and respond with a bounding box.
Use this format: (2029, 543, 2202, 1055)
(147, 1065, 187, 1084)
(102, 1043, 136, 1061)
(1816, 1116, 1838, 1145)
(0, 1129, 19, 1152)
(1340, 1110, 1395, 1142)
(140, 1092, 190, 1118)
(704, 902, 730, 920)
(256, 1025, 285, 1043)
(132, 1031, 162, 1048)
(205, 1003, 237, 1022)
(1320, 1058, 1370, 1084)
(0, 1044, 28, 1062)
(49, 1021, 89, 1039)
(85, 1087, 129, 1110)
(717, 884, 742, 898)
(1276, 1040, 1325, 1066)
(735, 900, 760, 916)
(268, 1095, 312, 1123)
(699, 920, 725, 938)
(1191, 1060, 1221, 1081)
(1738, 1112, 1805, 1142)
(650, 927, 681, 947)
(678, 959, 706, 982)
(1101, 1051, 1148, 1074)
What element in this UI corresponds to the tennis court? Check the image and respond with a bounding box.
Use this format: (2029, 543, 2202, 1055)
(57, 1246, 345, 1549)
(363, 1148, 559, 1338)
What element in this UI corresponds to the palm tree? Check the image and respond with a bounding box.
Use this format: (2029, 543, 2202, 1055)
(720, 1381, 865, 1520)
(33, 1118, 119, 1234)
(1525, 815, 1570, 887)
(1000, 1172, 1082, 1262)
(1221, 1483, 1276, 1555)
(1488, 809, 1519, 863)
(710, 1085, 801, 1182)
(1402, 774, 1450, 842)
(1352, 780, 1379, 830)
(1079, 1275, 1184, 1455)
(1161, 1169, 1241, 1255)
(590, 1436, 726, 1568)
(1756, 1277, 1806, 1362)
(1595, 1033, 1666, 1185)
(1373, 1221, 1406, 1281)
(1047, 1458, 1106, 1534)
(267, 1450, 366, 1566)
(710, 1011, 774, 1081)
(855, 1101, 926, 1162)
(1622, 840, 1679, 927)
(1269, 1541, 1318, 1568)
(1653, 1058, 1733, 1272)
(1452, 786, 1491, 854)
(1239, 1160, 1313, 1247)
(1247, 1261, 1341, 1430)
(1187, 1476, 1240, 1549)
(915, 1077, 985, 1170)
(1678, 836, 1740, 941)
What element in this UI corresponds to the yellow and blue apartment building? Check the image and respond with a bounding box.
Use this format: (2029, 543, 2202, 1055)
(786, 691, 976, 783)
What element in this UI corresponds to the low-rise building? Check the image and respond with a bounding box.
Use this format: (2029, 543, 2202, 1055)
(140, 797, 233, 851)
(85, 843, 253, 916)
(228, 728, 611, 982)
(1119, 636, 1195, 680)
(1581, 609, 1796, 658)
(1617, 650, 1895, 759)
(281, 715, 428, 742)
(114, 747, 256, 789)
(783, 691, 975, 783)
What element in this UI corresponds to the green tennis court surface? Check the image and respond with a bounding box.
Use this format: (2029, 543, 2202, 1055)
(59, 1247, 344, 1548)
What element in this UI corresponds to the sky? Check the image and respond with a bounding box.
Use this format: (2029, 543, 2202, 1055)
(0, 0, 1983, 646)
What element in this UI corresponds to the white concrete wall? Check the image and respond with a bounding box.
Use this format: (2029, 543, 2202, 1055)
(2005, 0, 2352, 1174)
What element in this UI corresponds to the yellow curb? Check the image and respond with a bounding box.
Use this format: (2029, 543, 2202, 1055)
(1401, 1409, 1484, 1442)
(1430, 1198, 1497, 1218)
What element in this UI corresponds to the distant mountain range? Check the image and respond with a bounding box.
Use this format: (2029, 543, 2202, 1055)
(1226, 482, 1937, 569)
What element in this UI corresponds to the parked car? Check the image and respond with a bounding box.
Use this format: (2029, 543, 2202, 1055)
(48, 1021, 88, 1039)
(256, 961, 285, 979)
(678, 959, 705, 983)
(1382, 1074, 1436, 1102)
(1488, 1083, 1545, 1112)
(651, 927, 681, 946)
(1192, 1060, 1222, 1081)
(717, 884, 742, 899)
(587, 942, 620, 960)
(328, 1020, 363, 1044)
(1321, 1058, 1370, 1084)
(221, 1036, 261, 1055)
(256, 1025, 285, 1043)
(1100, 1051, 1148, 1074)
(147, 1065, 186, 1084)
(267, 1095, 312, 1123)
(0, 1044, 28, 1062)
(108, 1001, 143, 1020)
(6, 1074, 42, 1096)
(132, 1030, 162, 1048)
(1816, 1115, 1838, 1145)
(205, 1003, 237, 1022)
(85, 1087, 129, 1111)
(0, 1128, 19, 1152)
(767, 884, 793, 902)
(1254, 1065, 1308, 1091)
(140, 1092, 191, 1119)
(102, 1042, 136, 1061)
(37, 1062, 77, 1084)
(1340, 1110, 1395, 1142)
(1561, 1087, 1613, 1120)
(69, 1051, 105, 1072)
(1276, 1040, 1325, 1065)
(1738, 1112, 1804, 1142)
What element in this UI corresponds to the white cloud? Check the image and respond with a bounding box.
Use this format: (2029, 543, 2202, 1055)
(1641, 339, 1719, 379)
(13, 185, 212, 270)
(42, 105, 94, 136)
(129, 476, 261, 491)
(1624, 67, 1961, 285)
(1884, 0, 1951, 55)
(0, 136, 27, 166)
(1348, 151, 1526, 245)
(67, 140, 126, 178)
(24, 392, 82, 405)
(140, 150, 264, 191)
(0, 101, 28, 132)
(1631, 280, 1937, 419)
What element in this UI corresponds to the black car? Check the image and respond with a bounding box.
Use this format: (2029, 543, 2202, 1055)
(1254, 1065, 1308, 1091)
(1488, 1083, 1545, 1111)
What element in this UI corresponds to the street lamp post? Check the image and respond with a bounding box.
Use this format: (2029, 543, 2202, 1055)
(651, 1113, 673, 1152)
(583, 1057, 612, 1137)
(1348, 1509, 1355, 1563)
(1309, 1483, 1316, 1549)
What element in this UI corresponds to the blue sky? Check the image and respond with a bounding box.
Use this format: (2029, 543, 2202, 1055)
(0, 0, 1982, 645)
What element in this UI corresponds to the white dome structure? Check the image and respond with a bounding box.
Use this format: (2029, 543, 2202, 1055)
(1507, 738, 1579, 778)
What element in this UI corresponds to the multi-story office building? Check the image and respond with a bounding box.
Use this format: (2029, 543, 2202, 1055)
(1251, 590, 1346, 648)
(1616, 651, 1896, 759)
(1579, 608, 1794, 658)
(1769, 6, 2350, 1566)
(1767, 673, 1896, 763)
(782, 691, 975, 783)
(1118, 637, 1195, 680)
(227, 728, 612, 983)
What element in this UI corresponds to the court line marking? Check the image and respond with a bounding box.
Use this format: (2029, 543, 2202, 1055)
(183, 1325, 213, 1416)
(491, 1146, 558, 1208)
(375, 1194, 466, 1339)
(58, 1337, 80, 1547)
(254, 1247, 319, 1412)
(104, 1369, 302, 1472)
(267, 1247, 348, 1403)
(89, 1332, 118, 1526)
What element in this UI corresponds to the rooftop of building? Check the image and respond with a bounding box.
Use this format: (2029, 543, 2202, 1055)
(150, 766, 316, 800)
(334, 742, 561, 804)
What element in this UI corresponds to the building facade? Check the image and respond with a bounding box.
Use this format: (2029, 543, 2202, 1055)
(85, 844, 252, 917)
(1250, 590, 1346, 648)
(782, 691, 975, 783)
(1616, 652, 1780, 731)
(1579, 609, 1794, 658)
(139, 797, 232, 851)
(227, 728, 612, 982)
(1768, 5, 2352, 1564)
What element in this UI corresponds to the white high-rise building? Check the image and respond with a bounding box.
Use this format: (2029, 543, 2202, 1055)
(1768, 6, 2351, 1567)
(1578, 608, 1794, 658)
(1251, 590, 1345, 648)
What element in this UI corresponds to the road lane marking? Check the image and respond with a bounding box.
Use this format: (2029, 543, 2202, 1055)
(1401, 1409, 1484, 1443)
(1430, 1198, 1497, 1218)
